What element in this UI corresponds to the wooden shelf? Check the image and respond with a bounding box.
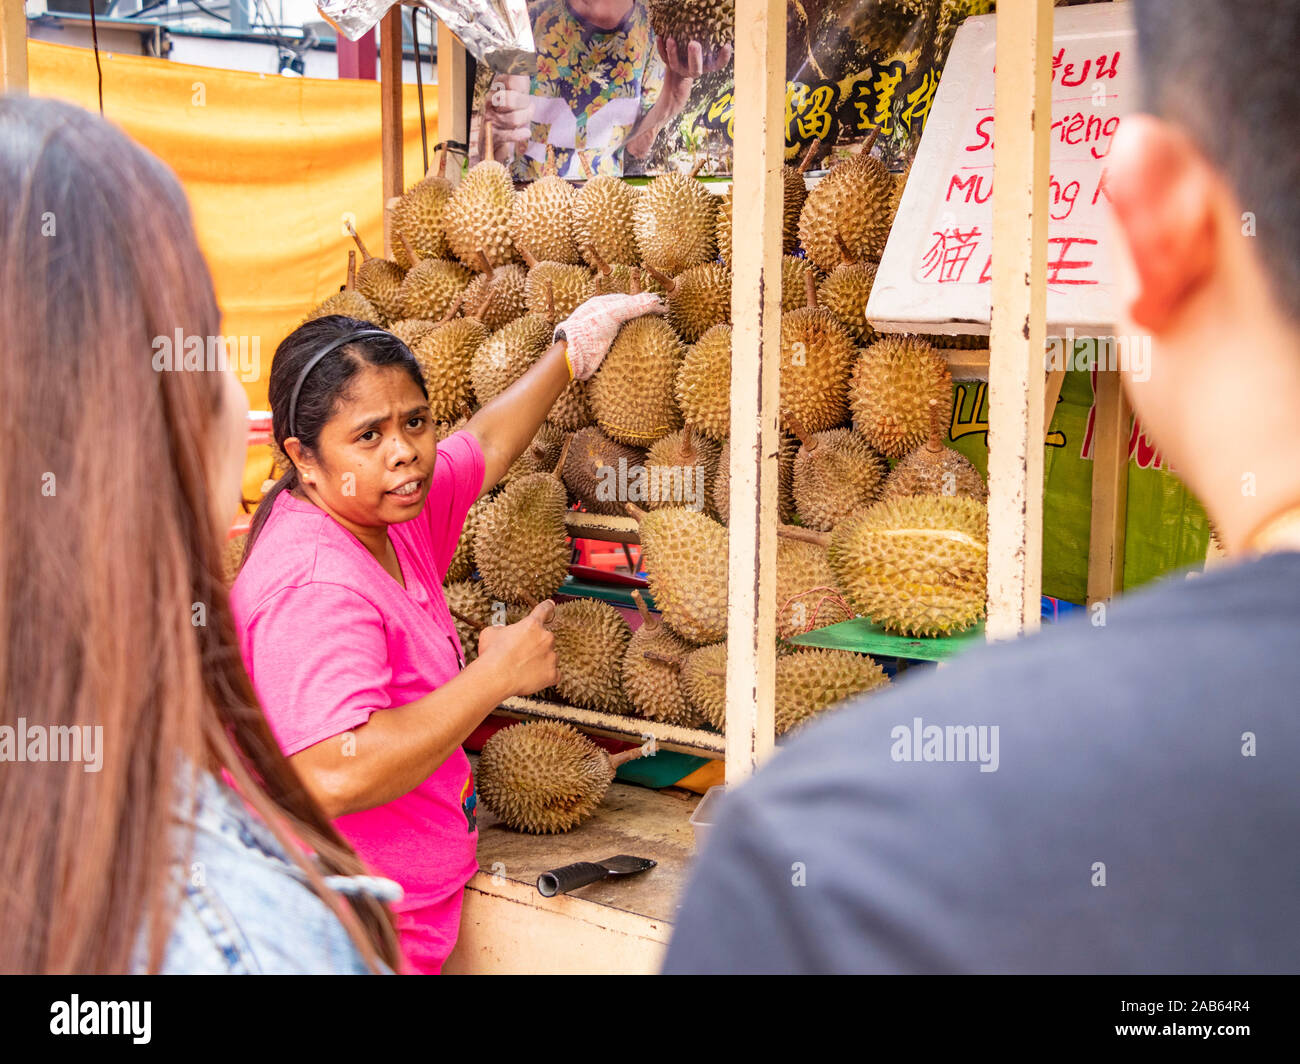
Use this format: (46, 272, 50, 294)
(496, 696, 725, 758)
(565, 510, 640, 544)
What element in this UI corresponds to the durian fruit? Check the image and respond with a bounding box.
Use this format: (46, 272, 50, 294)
(500, 422, 568, 488)
(712, 434, 799, 525)
(395, 236, 472, 322)
(588, 314, 686, 447)
(518, 245, 592, 324)
(676, 324, 732, 441)
(391, 147, 453, 267)
(388, 316, 437, 349)
(547, 599, 633, 715)
(681, 643, 887, 734)
(221, 532, 247, 586)
(883, 398, 987, 502)
(304, 252, 384, 326)
(622, 591, 701, 727)
(779, 272, 855, 434)
(790, 495, 988, 637)
(562, 426, 647, 516)
(790, 421, 888, 531)
(797, 146, 897, 273)
(460, 251, 528, 331)
(408, 316, 487, 421)
(647, 0, 735, 54)
(444, 578, 492, 662)
(633, 165, 720, 276)
(819, 232, 878, 344)
(775, 648, 889, 735)
(849, 335, 954, 459)
(473, 442, 572, 605)
(780, 140, 818, 254)
(434, 405, 473, 443)
(680, 642, 728, 729)
(776, 533, 854, 640)
(643, 426, 720, 514)
(344, 224, 406, 324)
(547, 377, 593, 433)
(445, 496, 489, 583)
(476, 720, 646, 834)
(573, 175, 640, 268)
(629, 505, 728, 645)
(716, 187, 732, 267)
(647, 262, 730, 344)
(585, 255, 664, 298)
(470, 313, 553, 405)
(510, 148, 580, 265)
(782, 256, 818, 312)
(444, 124, 518, 269)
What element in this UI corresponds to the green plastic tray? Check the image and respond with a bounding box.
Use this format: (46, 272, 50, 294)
(787, 617, 986, 662)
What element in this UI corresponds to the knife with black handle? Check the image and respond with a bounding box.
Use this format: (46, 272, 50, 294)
(536, 855, 656, 897)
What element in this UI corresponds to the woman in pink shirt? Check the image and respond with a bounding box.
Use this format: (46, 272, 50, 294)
(231, 294, 660, 973)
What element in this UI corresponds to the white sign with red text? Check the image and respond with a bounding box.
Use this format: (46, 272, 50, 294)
(867, 2, 1135, 335)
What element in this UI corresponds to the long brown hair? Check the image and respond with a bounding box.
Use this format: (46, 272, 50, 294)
(0, 97, 401, 973)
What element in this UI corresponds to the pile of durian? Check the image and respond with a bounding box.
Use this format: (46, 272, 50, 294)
(298, 127, 989, 751)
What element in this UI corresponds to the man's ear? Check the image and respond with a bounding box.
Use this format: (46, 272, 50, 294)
(1106, 114, 1218, 333)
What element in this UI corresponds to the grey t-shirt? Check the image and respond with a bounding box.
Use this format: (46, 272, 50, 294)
(663, 552, 1300, 974)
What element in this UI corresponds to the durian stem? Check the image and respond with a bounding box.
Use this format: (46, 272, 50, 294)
(545, 279, 556, 320)
(688, 158, 706, 179)
(470, 283, 495, 322)
(642, 649, 682, 669)
(396, 229, 420, 267)
(475, 249, 494, 275)
(704, 667, 726, 680)
(862, 127, 880, 154)
(786, 414, 814, 452)
(345, 220, 373, 262)
(630, 589, 656, 628)
(587, 244, 610, 276)
(609, 745, 649, 769)
(925, 398, 944, 453)
(553, 434, 572, 483)
(776, 524, 831, 548)
(518, 243, 539, 270)
(447, 605, 485, 632)
(798, 137, 822, 174)
(625, 502, 647, 522)
(642, 263, 676, 294)
(440, 288, 469, 323)
(544, 144, 557, 177)
(346, 250, 357, 290)
(804, 270, 819, 309)
(629, 269, 642, 295)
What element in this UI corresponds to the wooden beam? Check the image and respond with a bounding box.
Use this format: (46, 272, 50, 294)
(1086, 368, 1130, 604)
(986, 0, 1054, 641)
(2, 0, 28, 94)
(379, 8, 404, 258)
(726, 0, 785, 783)
(437, 18, 468, 185)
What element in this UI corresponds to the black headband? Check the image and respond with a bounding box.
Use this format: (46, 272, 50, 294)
(287, 329, 393, 440)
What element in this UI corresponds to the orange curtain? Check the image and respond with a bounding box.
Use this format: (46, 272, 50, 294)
(27, 39, 439, 504)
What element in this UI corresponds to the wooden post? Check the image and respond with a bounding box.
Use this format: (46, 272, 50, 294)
(379, 8, 404, 258)
(1087, 368, 1130, 604)
(2, 0, 28, 94)
(726, 0, 785, 782)
(986, 0, 1053, 641)
(437, 18, 468, 185)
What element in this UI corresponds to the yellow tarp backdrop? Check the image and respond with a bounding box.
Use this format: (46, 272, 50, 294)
(28, 39, 438, 504)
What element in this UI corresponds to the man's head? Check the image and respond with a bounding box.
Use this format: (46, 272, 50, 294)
(1107, 0, 1300, 552)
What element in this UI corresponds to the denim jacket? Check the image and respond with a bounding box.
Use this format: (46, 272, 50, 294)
(134, 770, 401, 974)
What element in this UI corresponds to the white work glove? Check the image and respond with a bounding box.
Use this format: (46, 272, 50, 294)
(554, 293, 667, 380)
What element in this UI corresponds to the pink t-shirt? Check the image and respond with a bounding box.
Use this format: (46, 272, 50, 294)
(230, 430, 486, 970)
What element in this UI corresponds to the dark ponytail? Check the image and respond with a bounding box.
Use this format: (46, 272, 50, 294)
(242, 315, 426, 564)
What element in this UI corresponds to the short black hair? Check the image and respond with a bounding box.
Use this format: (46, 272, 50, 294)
(1134, 0, 1300, 320)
